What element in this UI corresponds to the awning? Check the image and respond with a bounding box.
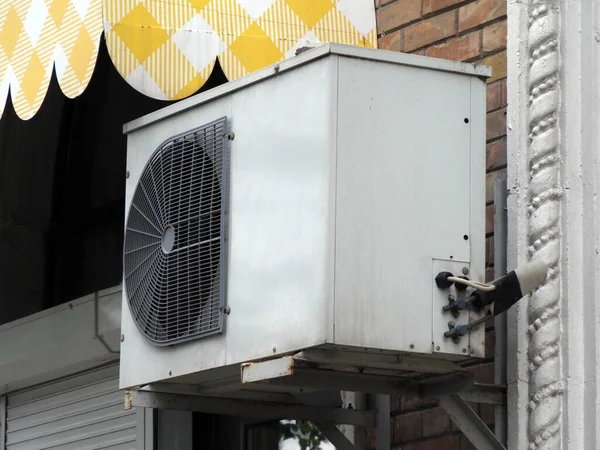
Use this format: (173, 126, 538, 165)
(0, 0, 377, 121)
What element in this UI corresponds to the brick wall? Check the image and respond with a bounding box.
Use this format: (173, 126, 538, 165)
(374, 0, 507, 448)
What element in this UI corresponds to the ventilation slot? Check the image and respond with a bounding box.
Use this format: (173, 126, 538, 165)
(124, 117, 229, 345)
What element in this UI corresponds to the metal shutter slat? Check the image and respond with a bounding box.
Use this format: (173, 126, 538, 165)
(7, 414, 137, 449)
(6, 364, 142, 450)
(7, 366, 119, 407)
(7, 391, 125, 433)
(7, 378, 119, 420)
(42, 427, 137, 450)
(7, 404, 135, 444)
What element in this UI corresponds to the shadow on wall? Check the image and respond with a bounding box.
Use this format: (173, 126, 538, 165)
(0, 36, 228, 326)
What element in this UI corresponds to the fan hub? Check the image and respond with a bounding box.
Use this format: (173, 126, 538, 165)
(161, 225, 175, 254)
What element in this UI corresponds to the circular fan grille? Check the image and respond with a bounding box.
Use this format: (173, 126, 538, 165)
(124, 119, 228, 345)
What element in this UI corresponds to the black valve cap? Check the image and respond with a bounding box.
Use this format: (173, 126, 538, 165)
(435, 272, 454, 289)
(455, 276, 469, 291)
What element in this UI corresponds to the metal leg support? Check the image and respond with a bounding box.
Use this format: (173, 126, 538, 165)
(439, 394, 506, 450)
(375, 395, 390, 450)
(127, 390, 375, 427)
(494, 178, 508, 446)
(315, 422, 359, 450)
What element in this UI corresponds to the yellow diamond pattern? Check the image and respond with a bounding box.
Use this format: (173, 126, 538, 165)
(49, 0, 69, 27)
(284, 0, 334, 28)
(187, 0, 212, 12)
(112, 4, 170, 64)
(70, 23, 96, 83)
(0, 0, 376, 120)
(104, 0, 376, 101)
(0, 0, 102, 120)
(1, 6, 23, 59)
(230, 23, 283, 73)
(20, 52, 44, 106)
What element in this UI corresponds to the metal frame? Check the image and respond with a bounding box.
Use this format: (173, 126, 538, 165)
(316, 422, 360, 450)
(494, 179, 508, 445)
(374, 395, 390, 450)
(0, 395, 6, 450)
(126, 352, 507, 450)
(136, 406, 156, 450)
(94, 291, 119, 354)
(127, 390, 375, 427)
(439, 394, 506, 450)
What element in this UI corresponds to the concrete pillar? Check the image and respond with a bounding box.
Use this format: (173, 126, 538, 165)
(507, 0, 600, 448)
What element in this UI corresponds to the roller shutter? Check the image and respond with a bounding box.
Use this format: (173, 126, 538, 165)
(4, 363, 150, 450)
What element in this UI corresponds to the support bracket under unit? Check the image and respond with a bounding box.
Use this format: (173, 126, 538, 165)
(125, 353, 507, 450)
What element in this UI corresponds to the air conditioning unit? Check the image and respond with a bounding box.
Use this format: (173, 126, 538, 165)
(119, 44, 490, 396)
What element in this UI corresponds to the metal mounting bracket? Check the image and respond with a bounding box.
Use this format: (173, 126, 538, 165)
(315, 422, 360, 450)
(124, 352, 507, 450)
(126, 390, 375, 427)
(439, 393, 507, 450)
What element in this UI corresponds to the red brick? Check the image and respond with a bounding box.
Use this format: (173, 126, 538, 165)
(468, 362, 495, 384)
(486, 236, 494, 266)
(486, 169, 506, 203)
(393, 412, 422, 443)
(402, 11, 457, 52)
(421, 407, 452, 438)
(401, 396, 439, 411)
(481, 51, 507, 83)
(483, 20, 507, 52)
(486, 107, 506, 141)
(377, 0, 421, 33)
(379, 29, 401, 51)
(404, 434, 461, 450)
(480, 403, 496, 426)
(459, 0, 506, 32)
(486, 137, 507, 171)
(486, 204, 494, 235)
(486, 80, 504, 111)
(423, 0, 467, 14)
(461, 435, 478, 450)
(426, 31, 480, 61)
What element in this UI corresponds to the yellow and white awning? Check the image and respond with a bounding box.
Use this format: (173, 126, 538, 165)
(0, 0, 377, 121)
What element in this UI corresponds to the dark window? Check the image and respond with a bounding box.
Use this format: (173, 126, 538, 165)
(0, 36, 227, 325)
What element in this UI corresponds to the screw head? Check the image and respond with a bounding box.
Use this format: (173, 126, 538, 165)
(224, 306, 231, 315)
(462, 348, 467, 353)
(168, 370, 172, 376)
(409, 344, 414, 349)
(272, 345, 277, 353)
(470, 348, 475, 354)
(436, 346, 441, 351)
(125, 171, 130, 179)
(120, 334, 125, 342)
(462, 267, 469, 275)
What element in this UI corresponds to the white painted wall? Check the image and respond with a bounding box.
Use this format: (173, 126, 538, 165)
(507, 0, 600, 448)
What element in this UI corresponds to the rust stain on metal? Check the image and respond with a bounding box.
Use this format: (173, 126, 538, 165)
(241, 355, 295, 383)
(124, 390, 133, 411)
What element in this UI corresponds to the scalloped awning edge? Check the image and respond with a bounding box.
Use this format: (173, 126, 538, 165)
(0, 0, 377, 121)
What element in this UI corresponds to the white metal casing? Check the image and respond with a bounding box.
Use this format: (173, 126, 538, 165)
(120, 44, 489, 390)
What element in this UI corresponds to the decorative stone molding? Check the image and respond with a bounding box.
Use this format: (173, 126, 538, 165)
(526, 2, 563, 449)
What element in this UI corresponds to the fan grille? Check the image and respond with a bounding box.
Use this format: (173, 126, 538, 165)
(124, 118, 229, 345)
